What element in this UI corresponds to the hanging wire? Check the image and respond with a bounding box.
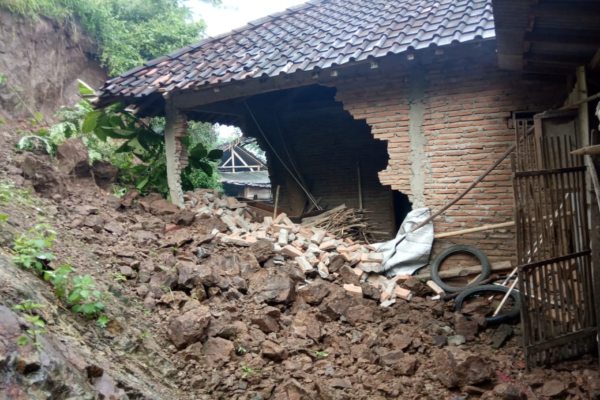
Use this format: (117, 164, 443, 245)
(243, 100, 322, 210)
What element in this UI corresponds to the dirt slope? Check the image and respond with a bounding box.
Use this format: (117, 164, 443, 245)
(0, 126, 598, 399)
(0, 10, 106, 121)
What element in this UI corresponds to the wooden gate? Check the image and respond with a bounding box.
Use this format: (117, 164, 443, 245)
(513, 110, 598, 367)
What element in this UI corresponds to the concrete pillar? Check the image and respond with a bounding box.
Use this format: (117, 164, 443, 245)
(164, 99, 187, 208)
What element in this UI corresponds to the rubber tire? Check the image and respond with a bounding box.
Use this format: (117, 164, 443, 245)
(431, 245, 491, 293)
(454, 284, 521, 324)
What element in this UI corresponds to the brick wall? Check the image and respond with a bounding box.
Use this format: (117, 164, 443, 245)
(335, 44, 565, 262)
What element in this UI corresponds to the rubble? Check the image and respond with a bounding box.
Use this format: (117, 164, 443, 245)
(4, 163, 599, 399)
(165, 190, 419, 307)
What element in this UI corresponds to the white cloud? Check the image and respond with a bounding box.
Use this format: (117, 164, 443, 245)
(186, 0, 306, 36)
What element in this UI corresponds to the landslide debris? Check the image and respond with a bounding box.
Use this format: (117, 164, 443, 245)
(0, 136, 598, 399)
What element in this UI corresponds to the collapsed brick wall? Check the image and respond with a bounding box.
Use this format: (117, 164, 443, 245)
(336, 43, 565, 262)
(263, 103, 396, 238)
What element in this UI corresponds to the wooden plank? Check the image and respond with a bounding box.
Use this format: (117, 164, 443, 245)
(414, 260, 513, 280)
(514, 166, 585, 177)
(434, 221, 514, 239)
(301, 204, 346, 225)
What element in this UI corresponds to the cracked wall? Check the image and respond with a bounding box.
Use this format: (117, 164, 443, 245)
(335, 44, 565, 260)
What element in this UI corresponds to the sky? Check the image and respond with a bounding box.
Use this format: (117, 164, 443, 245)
(185, 0, 306, 138)
(186, 0, 306, 37)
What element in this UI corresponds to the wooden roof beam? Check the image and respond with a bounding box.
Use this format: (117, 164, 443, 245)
(530, 2, 600, 19)
(524, 29, 600, 47)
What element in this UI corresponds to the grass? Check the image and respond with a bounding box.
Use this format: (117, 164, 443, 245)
(0, 180, 36, 207)
(0, 0, 70, 19)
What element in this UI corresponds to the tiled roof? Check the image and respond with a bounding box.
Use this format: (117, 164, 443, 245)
(98, 0, 495, 102)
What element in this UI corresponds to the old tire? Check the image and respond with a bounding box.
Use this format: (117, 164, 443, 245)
(431, 245, 491, 293)
(454, 284, 521, 324)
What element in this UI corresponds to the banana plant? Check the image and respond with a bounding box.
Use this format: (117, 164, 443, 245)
(81, 102, 223, 196)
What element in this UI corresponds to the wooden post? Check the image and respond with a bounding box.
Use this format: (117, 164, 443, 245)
(357, 162, 363, 210)
(273, 185, 281, 219)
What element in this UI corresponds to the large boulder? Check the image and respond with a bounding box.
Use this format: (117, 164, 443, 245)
(297, 279, 330, 306)
(18, 153, 64, 196)
(91, 160, 118, 189)
(248, 268, 296, 304)
(56, 138, 90, 177)
(201, 337, 234, 364)
(167, 305, 212, 349)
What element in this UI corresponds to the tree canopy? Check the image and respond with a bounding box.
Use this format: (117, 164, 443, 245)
(0, 0, 209, 76)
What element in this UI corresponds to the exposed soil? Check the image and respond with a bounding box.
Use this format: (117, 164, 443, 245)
(0, 10, 106, 121)
(0, 123, 599, 400)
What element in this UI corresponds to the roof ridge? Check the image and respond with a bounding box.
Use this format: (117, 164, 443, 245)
(112, 0, 330, 81)
(99, 0, 497, 101)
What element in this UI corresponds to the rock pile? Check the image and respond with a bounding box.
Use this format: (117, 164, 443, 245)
(182, 190, 414, 304)
(108, 188, 599, 399)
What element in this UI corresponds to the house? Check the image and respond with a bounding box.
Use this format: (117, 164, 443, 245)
(96, 0, 600, 368)
(96, 0, 600, 262)
(219, 139, 272, 200)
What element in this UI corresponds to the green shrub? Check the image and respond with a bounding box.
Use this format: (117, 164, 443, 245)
(13, 300, 46, 348)
(0, 0, 212, 76)
(67, 274, 106, 318)
(44, 264, 73, 299)
(82, 101, 223, 196)
(13, 224, 56, 272)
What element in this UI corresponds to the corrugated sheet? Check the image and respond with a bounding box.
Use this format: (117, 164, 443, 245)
(98, 0, 495, 101)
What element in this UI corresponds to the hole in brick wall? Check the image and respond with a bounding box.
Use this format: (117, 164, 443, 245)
(216, 127, 272, 201)
(185, 84, 408, 239)
(393, 191, 412, 231)
(245, 84, 403, 239)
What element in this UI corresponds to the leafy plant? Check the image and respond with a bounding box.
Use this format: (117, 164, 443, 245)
(44, 264, 73, 299)
(138, 330, 151, 340)
(67, 275, 106, 318)
(0, 180, 34, 206)
(112, 272, 127, 282)
(13, 300, 46, 348)
(241, 365, 256, 378)
(112, 185, 127, 198)
(17, 133, 54, 155)
(0, 213, 9, 223)
(315, 350, 329, 359)
(13, 224, 56, 272)
(13, 299, 45, 313)
(96, 314, 110, 328)
(82, 102, 223, 196)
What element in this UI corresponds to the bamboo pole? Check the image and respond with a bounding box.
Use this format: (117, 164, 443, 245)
(410, 143, 516, 233)
(571, 144, 600, 156)
(585, 155, 600, 213)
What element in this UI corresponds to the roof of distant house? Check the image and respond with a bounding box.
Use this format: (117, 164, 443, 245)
(98, 0, 494, 103)
(220, 171, 271, 188)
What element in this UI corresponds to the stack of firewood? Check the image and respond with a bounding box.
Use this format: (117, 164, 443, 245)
(301, 204, 378, 243)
